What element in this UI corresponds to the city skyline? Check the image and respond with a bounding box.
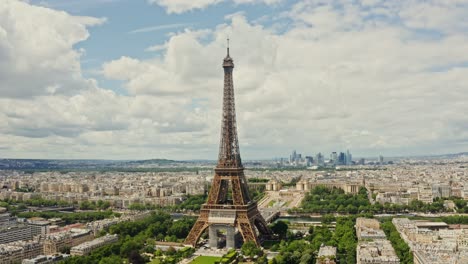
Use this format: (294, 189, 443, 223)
(1, 0, 468, 160)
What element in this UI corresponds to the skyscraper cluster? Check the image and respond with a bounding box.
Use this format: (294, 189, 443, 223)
(286, 150, 354, 167)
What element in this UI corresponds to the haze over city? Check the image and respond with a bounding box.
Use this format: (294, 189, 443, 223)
(1, 0, 467, 160)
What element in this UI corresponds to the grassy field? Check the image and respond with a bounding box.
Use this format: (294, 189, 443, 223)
(190, 256, 222, 264)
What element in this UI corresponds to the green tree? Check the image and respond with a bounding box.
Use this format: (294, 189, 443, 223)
(79, 201, 96, 210)
(241, 241, 262, 258)
(271, 221, 288, 239)
(322, 214, 335, 225)
(120, 240, 139, 257)
(256, 255, 268, 264)
(167, 217, 195, 239)
(381, 220, 413, 264)
(128, 250, 145, 264)
(99, 255, 123, 264)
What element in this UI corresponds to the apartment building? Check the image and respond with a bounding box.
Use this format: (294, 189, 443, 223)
(70, 234, 118, 256)
(356, 218, 400, 264)
(317, 245, 337, 264)
(42, 229, 93, 255)
(0, 224, 33, 244)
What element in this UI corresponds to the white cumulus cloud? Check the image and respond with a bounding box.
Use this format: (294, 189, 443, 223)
(0, 0, 106, 98)
(1, 0, 468, 159)
(101, 7, 468, 158)
(148, 0, 281, 14)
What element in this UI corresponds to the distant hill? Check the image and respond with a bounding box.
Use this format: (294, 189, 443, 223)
(411, 152, 468, 159)
(443, 152, 468, 157)
(0, 158, 188, 171)
(126, 159, 181, 165)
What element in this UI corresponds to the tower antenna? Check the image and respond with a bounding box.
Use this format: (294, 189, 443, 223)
(227, 37, 230, 56)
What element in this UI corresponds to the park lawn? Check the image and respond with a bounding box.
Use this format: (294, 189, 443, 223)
(190, 256, 221, 264)
(149, 258, 161, 264)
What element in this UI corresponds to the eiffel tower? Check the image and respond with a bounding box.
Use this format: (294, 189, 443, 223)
(184, 41, 272, 248)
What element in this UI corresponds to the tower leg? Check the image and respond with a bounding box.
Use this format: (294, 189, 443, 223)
(253, 216, 274, 238)
(209, 225, 218, 248)
(226, 226, 235, 249)
(238, 220, 260, 246)
(184, 210, 209, 246)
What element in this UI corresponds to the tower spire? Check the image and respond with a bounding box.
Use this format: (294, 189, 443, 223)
(219, 38, 238, 167)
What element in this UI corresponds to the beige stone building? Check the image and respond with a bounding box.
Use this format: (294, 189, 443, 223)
(0, 245, 22, 264)
(356, 218, 400, 264)
(42, 229, 93, 255)
(317, 245, 337, 264)
(70, 234, 118, 256)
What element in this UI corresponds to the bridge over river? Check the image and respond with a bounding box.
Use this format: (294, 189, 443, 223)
(259, 209, 280, 223)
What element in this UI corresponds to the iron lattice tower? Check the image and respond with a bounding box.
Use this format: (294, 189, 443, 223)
(184, 44, 272, 247)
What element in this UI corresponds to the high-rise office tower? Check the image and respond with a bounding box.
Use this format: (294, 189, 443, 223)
(379, 155, 384, 165)
(346, 150, 352, 165)
(331, 152, 338, 165)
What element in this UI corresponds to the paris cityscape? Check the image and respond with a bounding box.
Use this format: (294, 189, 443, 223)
(1, 0, 468, 264)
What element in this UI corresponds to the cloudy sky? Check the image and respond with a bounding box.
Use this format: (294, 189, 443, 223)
(0, 0, 467, 160)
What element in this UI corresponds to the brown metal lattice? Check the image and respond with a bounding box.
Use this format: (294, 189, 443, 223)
(184, 48, 272, 247)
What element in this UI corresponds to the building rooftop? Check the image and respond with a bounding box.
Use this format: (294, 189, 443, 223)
(414, 221, 449, 229)
(0, 223, 29, 233)
(318, 246, 337, 257)
(358, 240, 400, 262)
(71, 234, 118, 250)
